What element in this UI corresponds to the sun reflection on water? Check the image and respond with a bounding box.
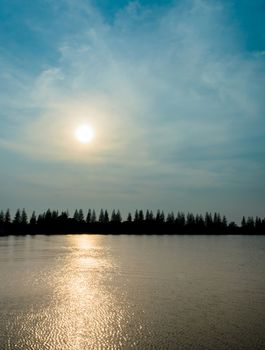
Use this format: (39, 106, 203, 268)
(50, 234, 128, 349)
(67, 235, 102, 268)
(68, 234, 102, 251)
(1, 235, 148, 349)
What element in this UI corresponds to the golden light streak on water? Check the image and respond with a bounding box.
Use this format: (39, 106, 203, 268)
(1, 235, 265, 349)
(48, 234, 128, 349)
(68, 234, 102, 251)
(0, 235, 141, 349)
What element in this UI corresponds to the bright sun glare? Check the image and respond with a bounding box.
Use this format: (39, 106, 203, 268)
(75, 124, 94, 144)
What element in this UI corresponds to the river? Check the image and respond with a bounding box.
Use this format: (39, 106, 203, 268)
(0, 234, 265, 349)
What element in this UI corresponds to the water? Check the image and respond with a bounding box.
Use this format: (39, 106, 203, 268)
(0, 235, 265, 350)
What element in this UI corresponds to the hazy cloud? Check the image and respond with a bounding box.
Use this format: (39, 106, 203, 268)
(0, 0, 265, 218)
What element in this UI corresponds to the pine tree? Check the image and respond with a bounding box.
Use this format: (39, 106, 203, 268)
(37, 214, 44, 224)
(195, 214, 205, 228)
(73, 209, 79, 222)
(255, 216, 261, 230)
(116, 210, 122, 222)
(78, 209, 84, 222)
(138, 210, 144, 222)
(30, 211, 37, 225)
(149, 210, 154, 222)
(0, 210, 4, 224)
(91, 210, 97, 223)
(99, 209, 104, 223)
(51, 210, 59, 221)
(180, 212, 186, 226)
(156, 210, 165, 223)
(186, 213, 195, 226)
(60, 211, 69, 221)
(13, 209, 21, 224)
(111, 210, 116, 222)
(21, 209, 28, 225)
(222, 216, 227, 229)
(213, 212, 221, 228)
(127, 212, 132, 222)
(5, 209, 11, 224)
(246, 216, 254, 229)
(86, 209, 91, 224)
(104, 210, 109, 223)
(166, 212, 175, 223)
(205, 212, 213, 228)
(45, 209, 52, 223)
(111, 210, 122, 222)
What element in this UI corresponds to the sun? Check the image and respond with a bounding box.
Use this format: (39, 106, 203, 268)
(75, 124, 94, 144)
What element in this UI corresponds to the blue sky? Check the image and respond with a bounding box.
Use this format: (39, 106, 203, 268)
(0, 0, 265, 221)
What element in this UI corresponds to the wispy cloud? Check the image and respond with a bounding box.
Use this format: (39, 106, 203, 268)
(0, 0, 265, 216)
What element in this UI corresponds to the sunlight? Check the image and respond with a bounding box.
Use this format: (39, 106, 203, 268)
(75, 124, 95, 144)
(68, 235, 99, 268)
(68, 234, 99, 250)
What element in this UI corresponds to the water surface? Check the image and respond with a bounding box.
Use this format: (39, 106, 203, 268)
(0, 235, 265, 349)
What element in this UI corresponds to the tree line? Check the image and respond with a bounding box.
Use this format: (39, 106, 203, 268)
(0, 208, 264, 235)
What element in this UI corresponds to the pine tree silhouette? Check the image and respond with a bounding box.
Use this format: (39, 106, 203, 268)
(30, 211, 37, 225)
(99, 209, 104, 223)
(0, 210, 4, 225)
(5, 209, 11, 224)
(86, 209, 91, 224)
(91, 210, 97, 223)
(13, 209, 21, 224)
(104, 210, 109, 223)
(21, 209, 28, 225)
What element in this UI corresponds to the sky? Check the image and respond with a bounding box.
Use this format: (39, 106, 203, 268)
(0, 0, 265, 221)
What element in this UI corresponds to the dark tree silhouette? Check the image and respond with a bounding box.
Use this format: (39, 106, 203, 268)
(149, 210, 154, 222)
(99, 209, 104, 223)
(116, 210, 122, 223)
(21, 209, 28, 225)
(0, 207, 264, 236)
(51, 210, 59, 221)
(104, 210, 109, 223)
(186, 213, 195, 226)
(111, 210, 116, 222)
(166, 212, 175, 223)
(156, 210, 161, 222)
(127, 212, 132, 222)
(247, 217, 255, 229)
(134, 210, 139, 222)
(13, 209, 21, 224)
(205, 212, 213, 229)
(78, 209, 84, 222)
(5, 209, 11, 224)
(138, 210, 144, 223)
(30, 211, 37, 225)
(86, 209, 91, 224)
(176, 212, 185, 227)
(222, 216, 227, 229)
(37, 214, 44, 225)
(111, 210, 122, 223)
(73, 209, 79, 222)
(0, 210, 4, 225)
(155, 210, 165, 223)
(91, 210, 97, 223)
(45, 209, 52, 222)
